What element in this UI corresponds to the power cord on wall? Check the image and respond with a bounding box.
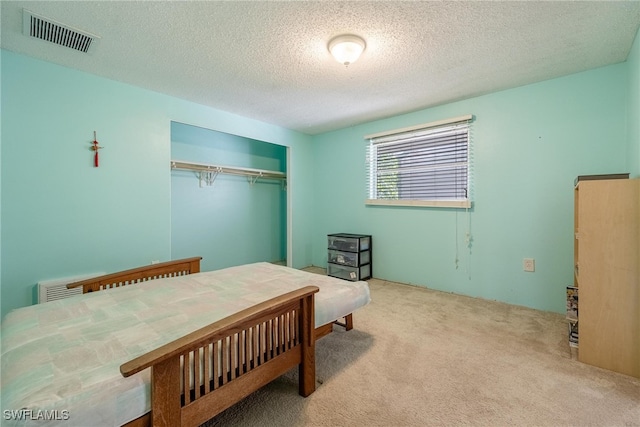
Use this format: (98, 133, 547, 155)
(465, 205, 472, 279)
(455, 206, 473, 279)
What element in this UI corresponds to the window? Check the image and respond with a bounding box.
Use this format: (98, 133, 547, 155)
(366, 115, 473, 208)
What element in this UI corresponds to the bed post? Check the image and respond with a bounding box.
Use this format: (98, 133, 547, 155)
(187, 257, 201, 274)
(299, 293, 316, 397)
(151, 358, 181, 427)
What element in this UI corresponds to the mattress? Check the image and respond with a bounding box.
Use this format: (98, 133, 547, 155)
(0, 262, 370, 426)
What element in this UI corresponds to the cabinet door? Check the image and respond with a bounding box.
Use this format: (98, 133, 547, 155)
(578, 179, 639, 378)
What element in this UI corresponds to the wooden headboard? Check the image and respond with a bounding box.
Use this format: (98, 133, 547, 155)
(66, 257, 202, 294)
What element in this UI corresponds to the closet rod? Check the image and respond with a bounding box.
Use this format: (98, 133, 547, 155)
(171, 160, 286, 180)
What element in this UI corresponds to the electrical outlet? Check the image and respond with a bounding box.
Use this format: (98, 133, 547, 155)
(151, 260, 160, 265)
(523, 258, 535, 272)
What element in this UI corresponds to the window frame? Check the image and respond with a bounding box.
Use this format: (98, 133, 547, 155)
(365, 114, 473, 209)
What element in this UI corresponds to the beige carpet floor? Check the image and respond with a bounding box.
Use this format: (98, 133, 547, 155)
(203, 274, 640, 426)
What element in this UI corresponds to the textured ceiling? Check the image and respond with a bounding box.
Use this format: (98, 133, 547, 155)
(2, 1, 640, 135)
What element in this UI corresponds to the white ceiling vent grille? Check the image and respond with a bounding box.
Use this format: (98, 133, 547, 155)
(23, 9, 100, 54)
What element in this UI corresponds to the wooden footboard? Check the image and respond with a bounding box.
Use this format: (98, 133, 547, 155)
(66, 257, 202, 293)
(120, 286, 319, 427)
(64, 258, 353, 425)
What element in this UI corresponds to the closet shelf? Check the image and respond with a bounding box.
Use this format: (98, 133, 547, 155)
(171, 160, 286, 187)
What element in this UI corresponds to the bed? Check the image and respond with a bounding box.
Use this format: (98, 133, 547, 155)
(0, 258, 370, 427)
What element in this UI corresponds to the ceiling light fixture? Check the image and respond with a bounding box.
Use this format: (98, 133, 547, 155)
(328, 34, 366, 66)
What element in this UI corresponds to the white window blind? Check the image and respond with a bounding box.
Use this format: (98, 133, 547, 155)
(366, 115, 473, 208)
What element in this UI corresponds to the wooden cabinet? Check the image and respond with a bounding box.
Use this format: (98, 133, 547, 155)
(574, 178, 639, 378)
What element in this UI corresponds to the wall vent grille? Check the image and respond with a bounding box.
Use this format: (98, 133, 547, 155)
(23, 9, 100, 53)
(38, 272, 105, 304)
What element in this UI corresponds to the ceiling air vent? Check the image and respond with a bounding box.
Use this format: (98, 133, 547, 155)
(23, 9, 100, 54)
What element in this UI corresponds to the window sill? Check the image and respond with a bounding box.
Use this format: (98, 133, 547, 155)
(366, 199, 472, 209)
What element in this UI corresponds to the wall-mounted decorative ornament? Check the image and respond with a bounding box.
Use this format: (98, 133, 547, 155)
(91, 131, 103, 167)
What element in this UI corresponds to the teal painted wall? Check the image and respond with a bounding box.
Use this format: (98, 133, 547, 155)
(170, 122, 287, 272)
(0, 50, 314, 317)
(2, 38, 635, 317)
(628, 28, 640, 177)
(311, 63, 628, 313)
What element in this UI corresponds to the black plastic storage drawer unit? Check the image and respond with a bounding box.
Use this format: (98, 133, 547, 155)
(327, 233, 372, 281)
